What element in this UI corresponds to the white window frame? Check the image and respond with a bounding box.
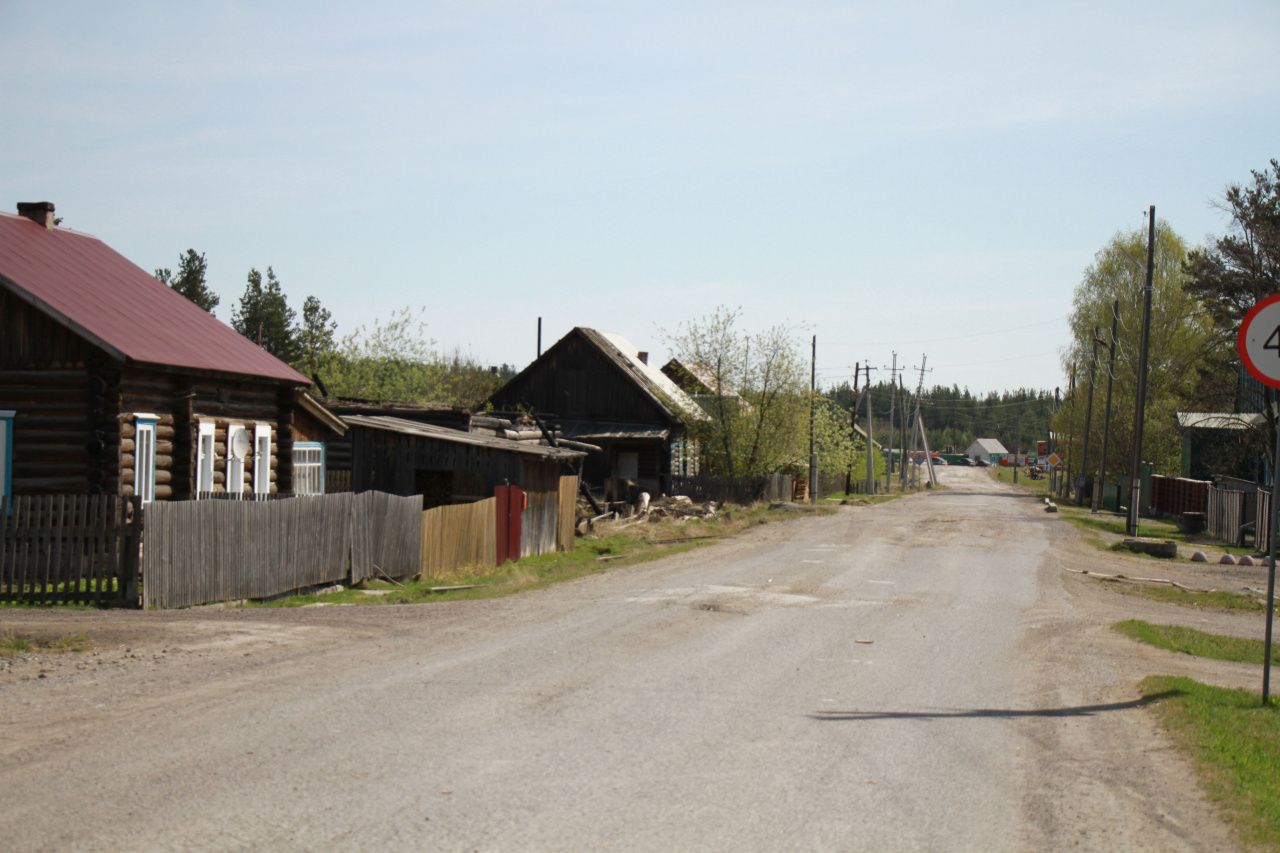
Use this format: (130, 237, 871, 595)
(253, 424, 272, 496)
(226, 424, 247, 498)
(0, 410, 14, 508)
(292, 442, 325, 496)
(195, 420, 216, 498)
(133, 414, 158, 504)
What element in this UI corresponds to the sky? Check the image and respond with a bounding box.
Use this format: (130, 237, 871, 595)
(3, 1, 1278, 395)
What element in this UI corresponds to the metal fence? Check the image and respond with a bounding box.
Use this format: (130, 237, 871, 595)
(1149, 475, 1210, 516)
(0, 495, 141, 605)
(668, 473, 791, 505)
(143, 491, 421, 608)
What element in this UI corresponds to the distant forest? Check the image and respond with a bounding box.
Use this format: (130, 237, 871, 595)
(825, 382, 1057, 454)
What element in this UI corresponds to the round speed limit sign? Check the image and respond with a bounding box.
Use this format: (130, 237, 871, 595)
(1239, 295, 1280, 389)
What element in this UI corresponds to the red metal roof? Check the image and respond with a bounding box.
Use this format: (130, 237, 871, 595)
(0, 212, 308, 385)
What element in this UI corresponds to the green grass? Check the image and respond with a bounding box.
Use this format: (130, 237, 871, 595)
(0, 632, 91, 656)
(1058, 505, 1257, 558)
(1116, 620, 1277, 665)
(251, 502, 834, 608)
(1108, 582, 1264, 612)
(988, 465, 1050, 497)
(1141, 676, 1280, 849)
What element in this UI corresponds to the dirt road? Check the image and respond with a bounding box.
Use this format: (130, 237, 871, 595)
(0, 468, 1254, 851)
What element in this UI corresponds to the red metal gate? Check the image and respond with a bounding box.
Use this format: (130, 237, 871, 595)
(494, 485, 525, 565)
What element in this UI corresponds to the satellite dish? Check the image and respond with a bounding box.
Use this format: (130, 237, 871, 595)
(230, 429, 251, 460)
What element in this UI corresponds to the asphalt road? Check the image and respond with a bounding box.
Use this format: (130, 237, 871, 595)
(0, 467, 1235, 851)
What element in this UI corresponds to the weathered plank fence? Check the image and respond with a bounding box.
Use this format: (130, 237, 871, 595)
(1206, 487, 1247, 547)
(420, 498, 497, 579)
(351, 491, 424, 584)
(143, 491, 421, 608)
(0, 495, 141, 605)
(1258, 488, 1272, 554)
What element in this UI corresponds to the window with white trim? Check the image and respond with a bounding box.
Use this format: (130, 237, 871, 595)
(226, 424, 247, 498)
(134, 415, 157, 504)
(195, 421, 216, 497)
(292, 442, 325, 496)
(253, 424, 272, 496)
(0, 410, 14, 507)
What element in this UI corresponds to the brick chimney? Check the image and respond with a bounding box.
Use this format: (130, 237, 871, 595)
(637, 351, 649, 365)
(17, 201, 55, 229)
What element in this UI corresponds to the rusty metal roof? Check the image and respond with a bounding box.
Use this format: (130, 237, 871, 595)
(0, 212, 308, 384)
(342, 415, 586, 460)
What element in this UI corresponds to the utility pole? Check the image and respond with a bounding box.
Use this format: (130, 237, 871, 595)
(809, 335, 817, 505)
(847, 364, 860, 495)
(1095, 300, 1119, 513)
(1049, 387, 1059, 496)
(909, 356, 931, 487)
(863, 363, 878, 494)
(537, 317, 542, 357)
(884, 352, 902, 493)
(1127, 205, 1156, 537)
(1078, 326, 1102, 507)
(1066, 366, 1076, 500)
(899, 374, 909, 490)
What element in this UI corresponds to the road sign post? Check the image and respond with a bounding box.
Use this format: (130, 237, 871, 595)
(1237, 295, 1280, 706)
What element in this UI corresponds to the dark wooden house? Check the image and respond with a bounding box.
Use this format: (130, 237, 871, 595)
(488, 327, 705, 496)
(0, 202, 343, 503)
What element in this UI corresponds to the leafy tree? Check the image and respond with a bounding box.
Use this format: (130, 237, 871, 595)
(665, 306, 809, 476)
(155, 249, 219, 313)
(1058, 222, 1219, 480)
(1184, 159, 1280, 336)
(1183, 159, 1280, 470)
(298, 295, 337, 378)
(232, 267, 299, 362)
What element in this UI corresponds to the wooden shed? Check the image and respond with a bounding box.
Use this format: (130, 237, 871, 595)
(342, 414, 584, 508)
(0, 202, 342, 503)
(488, 327, 706, 497)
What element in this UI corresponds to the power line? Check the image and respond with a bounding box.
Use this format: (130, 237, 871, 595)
(821, 319, 1063, 349)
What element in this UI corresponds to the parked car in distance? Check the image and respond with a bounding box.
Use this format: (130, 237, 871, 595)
(949, 457, 972, 466)
(974, 458, 989, 467)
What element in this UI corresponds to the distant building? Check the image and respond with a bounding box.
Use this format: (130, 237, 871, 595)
(965, 438, 1008, 464)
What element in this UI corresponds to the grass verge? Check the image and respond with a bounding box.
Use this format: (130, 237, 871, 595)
(1141, 676, 1280, 849)
(1059, 507, 1256, 557)
(988, 466, 1050, 497)
(0, 632, 91, 656)
(251, 502, 834, 608)
(1107, 583, 1264, 612)
(1116, 620, 1277, 665)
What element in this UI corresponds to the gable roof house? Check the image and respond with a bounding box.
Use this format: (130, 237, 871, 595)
(489, 327, 707, 497)
(0, 202, 343, 503)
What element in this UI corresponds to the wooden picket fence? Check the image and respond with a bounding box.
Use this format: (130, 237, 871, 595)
(1258, 488, 1272, 554)
(0, 495, 141, 605)
(143, 491, 421, 608)
(420, 498, 497, 579)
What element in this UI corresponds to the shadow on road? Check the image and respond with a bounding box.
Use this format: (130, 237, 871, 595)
(808, 691, 1180, 721)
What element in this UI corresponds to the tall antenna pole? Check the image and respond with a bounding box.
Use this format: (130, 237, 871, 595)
(1095, 300, 1120, 512)
(809, 335, 817, 504)
(537, 317, 543, 357)
(1127, 206, 1156, 537)
(863, 363, 878, 494)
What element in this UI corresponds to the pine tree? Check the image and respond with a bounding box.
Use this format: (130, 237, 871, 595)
(298, 295, 337, 377)
(155, 249, 219, 313)
(231, 267, 299, 362)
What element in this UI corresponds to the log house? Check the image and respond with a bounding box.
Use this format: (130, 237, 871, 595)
(0, 202, 343, 502)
